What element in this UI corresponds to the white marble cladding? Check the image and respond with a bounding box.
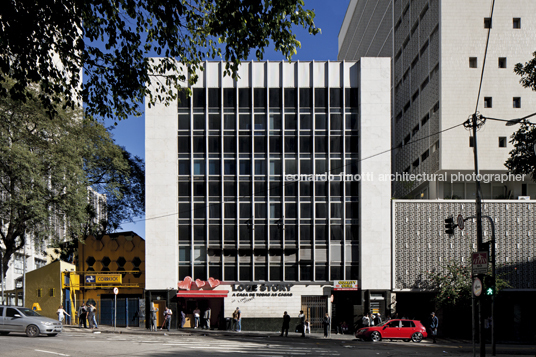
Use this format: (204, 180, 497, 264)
(359, 57, 392, 290)
(223, 284, 326, 319)
(145, 60, 181, 290)
(190, 61, 359, 89)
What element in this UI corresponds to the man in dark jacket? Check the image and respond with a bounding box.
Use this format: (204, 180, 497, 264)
(280, 311, 291, 337)
(430, 312, 439, 343)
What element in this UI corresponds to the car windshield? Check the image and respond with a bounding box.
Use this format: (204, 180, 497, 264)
(19, 308, 42, 317)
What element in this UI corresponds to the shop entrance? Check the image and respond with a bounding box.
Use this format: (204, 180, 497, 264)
(332, 290, 361, 334)
(301, 296, 327, 332)
(176, 298, 224, 329)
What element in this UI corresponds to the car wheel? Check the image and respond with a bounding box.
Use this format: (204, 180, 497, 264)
(370, 331, 381, 342)
(0, 332, 9, 336)
(26, 325, 40, 337)
(411, 332, 423, 343)
(403, 339, 410, 342)
(47, 333, 58, 337)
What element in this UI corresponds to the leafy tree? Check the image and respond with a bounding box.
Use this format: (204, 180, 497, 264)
(427, 259, 511, 308)
(1, 0, 320, 120)
(0, 81, 144, 278)
(506, 54, 536, 178)
(505, 123, 536, 180)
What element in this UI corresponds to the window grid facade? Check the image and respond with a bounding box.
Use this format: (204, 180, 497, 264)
(177, 62, 360, 283)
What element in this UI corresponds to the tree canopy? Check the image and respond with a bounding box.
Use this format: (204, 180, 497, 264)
(1, 0, 320, 120)
(0, 81, 144, 277)
(506, 53, 536, 179)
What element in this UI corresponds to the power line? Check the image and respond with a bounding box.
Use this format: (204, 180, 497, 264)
(137, 121, 466, 224)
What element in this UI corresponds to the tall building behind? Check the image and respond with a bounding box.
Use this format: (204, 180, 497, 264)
(145, 59, 391, 328)
(339, 0, 536, 199)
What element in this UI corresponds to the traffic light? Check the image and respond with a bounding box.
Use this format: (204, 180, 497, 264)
(444, 217, 457, 235)
(486, 287, 494, 295)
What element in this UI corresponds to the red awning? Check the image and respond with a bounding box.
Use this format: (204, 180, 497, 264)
(177, 290, 229, 298)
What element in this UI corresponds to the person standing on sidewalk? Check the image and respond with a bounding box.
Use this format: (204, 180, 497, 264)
(280, 311, 291, 337)
(150, 304, 158, 332)
(87, 303, 98, 329)
(298, 310, 306, 338)
(162, 307, 172, 331)
(78, 303, 87, 328)
(203, 307, 211, 329)
(430, 312, 438, 343)
(322, 313, 331, 338)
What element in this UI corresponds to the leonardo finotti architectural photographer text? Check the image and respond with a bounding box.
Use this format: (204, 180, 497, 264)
(284, 172, 526, 184)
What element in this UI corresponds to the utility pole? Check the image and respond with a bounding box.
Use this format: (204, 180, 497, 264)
(467, 113, 486, 357)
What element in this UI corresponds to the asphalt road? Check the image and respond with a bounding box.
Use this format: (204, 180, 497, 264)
(0, 330, 533, 357)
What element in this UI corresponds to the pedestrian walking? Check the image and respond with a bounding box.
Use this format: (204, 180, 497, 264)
(232, 307, 242, 331)
(180, 308, 186, 329)
(57, 305, 70, 324)
(193, 307, 201, 328)
(362, 313, 370, 327)
(162, 306, 172, 331)
(203, 307, 211, 329)
(280, 311, 291, 337)
(78, 303, 87, 328)
(150, 304, 158, 332)
(430, 312, 438, 343)
(87, 303, 98, 329)
(298, 310, 305, 338)
(322, 313, 331, 338)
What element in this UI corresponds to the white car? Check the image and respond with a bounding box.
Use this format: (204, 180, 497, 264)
(0, 305, 63, 337)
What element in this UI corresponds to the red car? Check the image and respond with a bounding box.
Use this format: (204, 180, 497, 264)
(355, 319, 427, 342)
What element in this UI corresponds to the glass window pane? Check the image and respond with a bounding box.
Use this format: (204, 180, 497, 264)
(208, 113, 220, 130)
(255, 136, 266, 153)
(208, 136, 220, 153)
(284, 136, 297, 153)
(285, 114, 297, 130)
(209, 160, 220, 175)
(239, 136, 251, 153)
(194, 160, 205, 175)
(223, 88, 236, 108)
(301, 203, 312, 218)
(330, 137, 342, 153)
(239, 114, 251, 130)
(300, 114, 312, 129)
(330, 113, 342, 130)
(269, 137, 281, 154)
(255, 160, 266, 175)
(315, 88, 327, 108)
(315, 136, 327, 153)
(224, 113, 236, 129)
(254, 114, 266, 130)
(239, 160, 251, 175)
(269, 88, 281, 108)
(224, 182, 236, 196)
(315, 113, 327, 130)
(179, 160, 190, 175)
(179, 114, 190, 130)
(224, 136, 236, 153)
(285, 159, 297, 175)
(270, 160, 281, 175)
(330, 88, 342, 108)
(193, 113, 205, 130)
(255, 203, 267, 218)
(254, 88, 266, 108)
(239, 88, 251, 108)
(208, 88, 220, 108)
(193, 88, 205, 108)
(269, 114, 281, 130)
(284, 88, 297, 108)
(299, 88, 312, 108)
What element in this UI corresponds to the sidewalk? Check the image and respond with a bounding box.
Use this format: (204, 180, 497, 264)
(62, 324, 355, 340)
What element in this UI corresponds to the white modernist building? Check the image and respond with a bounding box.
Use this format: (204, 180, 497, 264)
(145, 59, 391, 330)
(339, 0, 536, 199)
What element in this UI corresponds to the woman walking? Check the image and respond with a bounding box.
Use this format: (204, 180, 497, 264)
(57, 305, 70, 324)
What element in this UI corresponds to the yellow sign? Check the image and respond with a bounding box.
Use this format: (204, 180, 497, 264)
(86, 274, 122, 284)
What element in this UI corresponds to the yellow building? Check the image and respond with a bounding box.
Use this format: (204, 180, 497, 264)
(76, 232, 145, 327)
(25, 260, 76, 321)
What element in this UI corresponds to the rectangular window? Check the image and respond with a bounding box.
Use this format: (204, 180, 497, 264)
(421, 150, 429, 162)
(49, 288, 55, 297)
(469, 57, 478, 68)
(208, 88, 220, 108)
(513, 97, 521, 108)
(223, 88, 236, 108)
(498, 57, 507, 68)
(484, 17, 492, 29)
(484, 97, 492, 108)
(315, 88, 327, 108)
(513, 18, 521, 29)
(412, 159, 419, 169)
(37, 289, 43, 297)
(299, 88, 312, 108)
(499, 137, 507, 148)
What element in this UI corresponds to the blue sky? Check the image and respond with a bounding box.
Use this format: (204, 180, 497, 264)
(109, 0, 351, 236)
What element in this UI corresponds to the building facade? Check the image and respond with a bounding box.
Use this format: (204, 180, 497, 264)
(339, 0, 536, 199)
(145, 59, 391, 330)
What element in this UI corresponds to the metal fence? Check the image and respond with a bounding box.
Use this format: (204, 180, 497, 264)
(74, 298, 142, 327)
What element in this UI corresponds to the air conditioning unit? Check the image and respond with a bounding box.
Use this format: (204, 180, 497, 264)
(518, 196, 530, 200)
